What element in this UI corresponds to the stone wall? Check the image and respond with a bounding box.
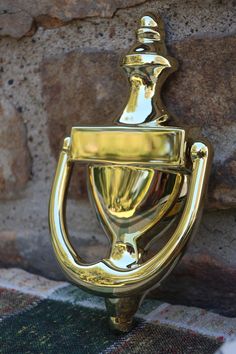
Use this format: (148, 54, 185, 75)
(0, 0, 235, 314)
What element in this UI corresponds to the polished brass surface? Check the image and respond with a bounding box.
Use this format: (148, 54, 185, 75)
(118, 13, 177, 126)
(49, 13, 212, 332)
(70, 126, 186, 167)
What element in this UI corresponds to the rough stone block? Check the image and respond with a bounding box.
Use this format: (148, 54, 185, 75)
(155, 210, 236, 317)
(0, 94, 31, 199)
(166, 35, 236, 209)
(0, 0, 146, 38)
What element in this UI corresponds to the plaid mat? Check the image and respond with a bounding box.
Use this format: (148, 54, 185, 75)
(0, 268, 235, 354)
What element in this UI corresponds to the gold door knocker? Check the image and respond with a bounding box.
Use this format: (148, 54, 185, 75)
(49, 13, 213, 332)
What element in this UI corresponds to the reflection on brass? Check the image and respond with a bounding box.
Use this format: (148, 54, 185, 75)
(49, 13, 213, 332)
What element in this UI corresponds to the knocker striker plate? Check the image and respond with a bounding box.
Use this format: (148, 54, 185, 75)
(49, 13, 213, 332)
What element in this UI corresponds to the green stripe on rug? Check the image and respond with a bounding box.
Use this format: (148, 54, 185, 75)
(0, 299, 138, 354)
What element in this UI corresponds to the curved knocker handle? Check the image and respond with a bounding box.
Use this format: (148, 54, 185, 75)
(49, 137, 211, 297)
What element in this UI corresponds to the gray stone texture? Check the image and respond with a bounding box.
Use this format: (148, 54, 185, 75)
(0, 93, 31, 199)
(0, 0, 235, 313)
(0, 0, 147, 38)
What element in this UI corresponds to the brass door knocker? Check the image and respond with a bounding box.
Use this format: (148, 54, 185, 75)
(49, 13, 212, 332)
